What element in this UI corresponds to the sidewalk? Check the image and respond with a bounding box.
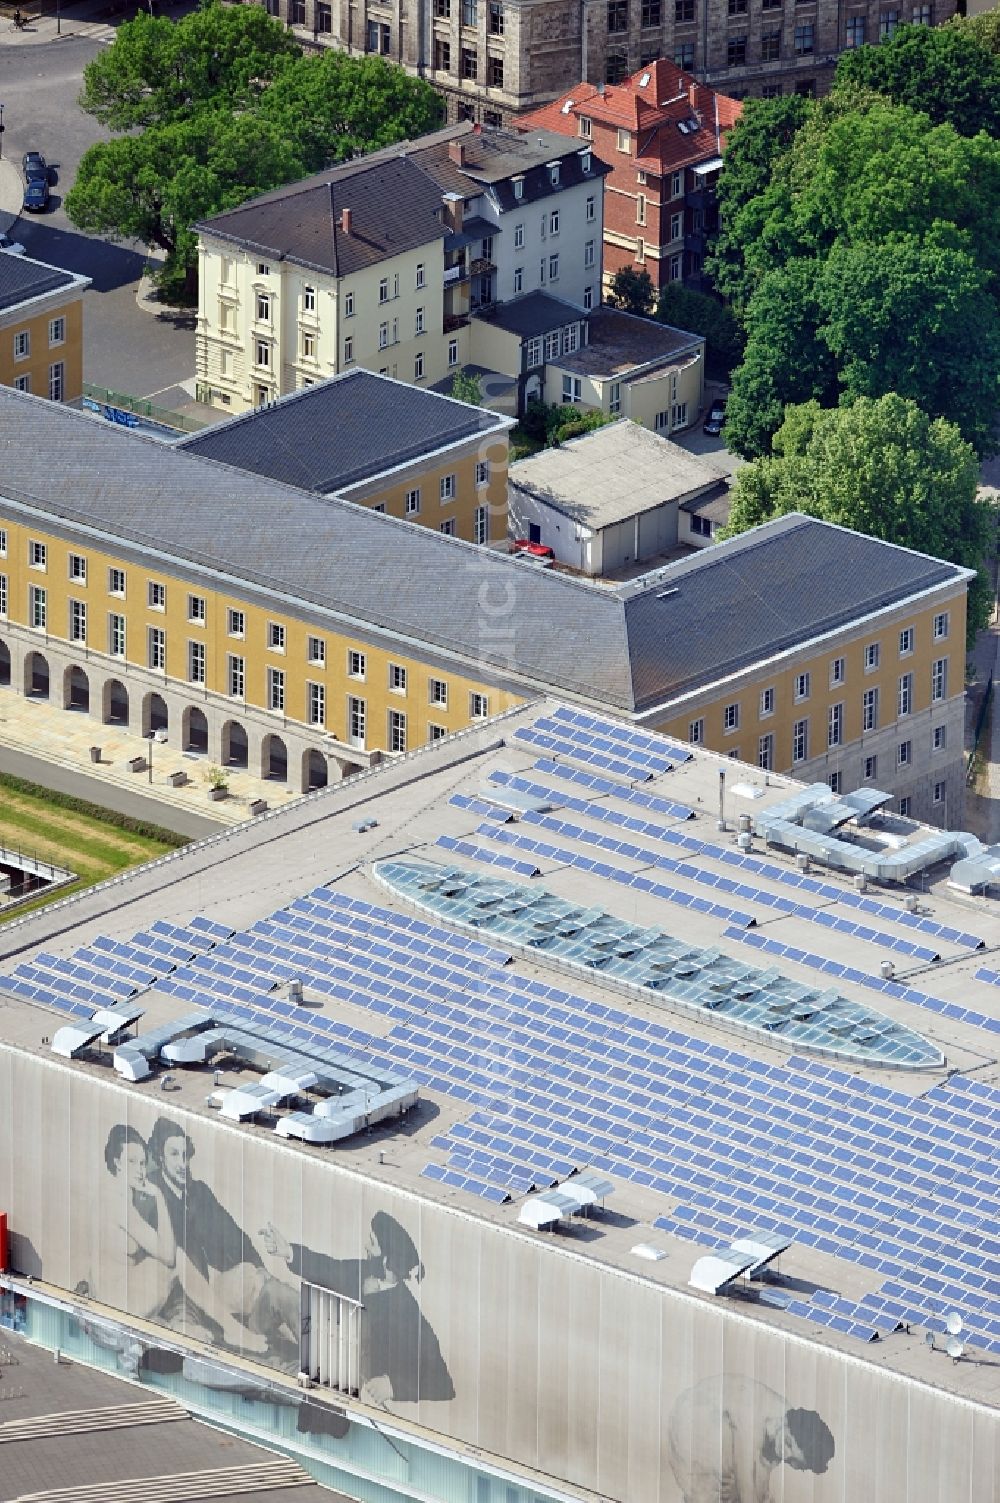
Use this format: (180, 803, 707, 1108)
(0, 691, 305, 830)
(0, 0, 118, 46)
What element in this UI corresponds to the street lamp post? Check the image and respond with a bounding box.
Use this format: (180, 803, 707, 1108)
(0, 104, 5, 163)
(147, 731, 155, 785)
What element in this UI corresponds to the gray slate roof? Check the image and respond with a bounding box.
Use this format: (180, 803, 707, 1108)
(195, 155, 446, 276)
(0, 390, 968, 715)
(0, 253, 81, 312)
(177, 370, 510, 493)
(479, 291, 584, 339)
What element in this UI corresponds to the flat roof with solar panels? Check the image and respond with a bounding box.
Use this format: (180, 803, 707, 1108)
(1, 699, 999, 1503)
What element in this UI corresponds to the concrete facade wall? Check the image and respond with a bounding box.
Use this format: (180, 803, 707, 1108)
(1, 1048, 997, 1503)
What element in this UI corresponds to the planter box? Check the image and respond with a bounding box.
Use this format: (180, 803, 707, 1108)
(128, 756, 146, 774)
(207, 785, 229, 801)
(168, 770, 189, 788)
(249, 799, 268, 816)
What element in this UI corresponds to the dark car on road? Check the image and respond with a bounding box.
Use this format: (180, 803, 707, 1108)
(703, 400, 727, 436)
(22, 151, 47, 184)
(23, 177, 49, 213)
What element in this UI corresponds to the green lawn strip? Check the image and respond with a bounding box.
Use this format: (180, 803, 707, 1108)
(0, 773, 188, 847)
(0, 805, 163, 873)
(0, 790, 164, 860)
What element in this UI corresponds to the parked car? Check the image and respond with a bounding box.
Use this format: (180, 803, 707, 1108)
(22, 151, 48, 184)
(703, 400, 727, 437)
(511, 538, 555, 560)
(0, 232, 25, 255)
(23, 177, 49, 213)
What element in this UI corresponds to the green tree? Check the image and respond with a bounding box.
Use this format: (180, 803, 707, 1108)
(78, 3, 300, 130)
(953, 6, 1000, 56)
(608, 266, 654, 315)
(708, 95, 811, 309)
(835, 21, 1000, 137)
(69, 7, 443, 302)
(817, 230, 1000, 455)
(65, 110, 308, 300)
(724, 260, 839, 458)
(724, 395, 993, 636)
(656, 284, 745, 379)
(260, 51, 443, 170)
(783, 102, 1000, 289)
(449, 368, 483, 406)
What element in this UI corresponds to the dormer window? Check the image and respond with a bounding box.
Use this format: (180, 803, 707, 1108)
(580, 150, 592, 173)
(513, 175, 524, 200)
(579, 115, 592, 138)
(549, 162, 561, 186)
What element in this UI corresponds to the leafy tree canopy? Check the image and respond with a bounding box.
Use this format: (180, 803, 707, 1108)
(69, 2, 443, 299)
(449, 368, 484, 406)
(724, 395, 993, 636)
(708, 95, 811, 307)
(65, 109, 308, 300)
(817, 229, 1000, 454)
(608, 265, 654, 315)
(835, 20, 1000, 136)
(952, 5, 1000, 55)
(656, 284, 744, 379)
(260, 50, 445, 167)
(78, 3, 300, 130)
(723, 259, 839, 458)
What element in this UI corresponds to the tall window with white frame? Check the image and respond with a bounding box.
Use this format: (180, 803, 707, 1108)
(474, 504, 489, 545)
(689, 716, 704, 745)
(268, 666, 285, 713)
(931, 657, 948, 703)
(188, 641, 206, 685)
(863, 686, 878, 732)
(69, 599, 87, 644)
(30, 585, 46, 630)
(228, 654, 245, 699)
(792, 717, 808, 764)
(828, 702, 843, 747)
(758, 733, 774, 770)
(148, 626, 165, 671)
(108, 613, 126, 658)
(348, 695, 366, 746)
(0, 574, 8, 619)
(307, 681, 326, 728)
(388, 708, 407, 754)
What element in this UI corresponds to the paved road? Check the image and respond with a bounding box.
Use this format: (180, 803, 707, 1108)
(0, 743, 224, 838)
(0, 31, 196, 398)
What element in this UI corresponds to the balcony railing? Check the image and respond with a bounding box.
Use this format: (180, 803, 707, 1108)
(444, 263, 468, 285)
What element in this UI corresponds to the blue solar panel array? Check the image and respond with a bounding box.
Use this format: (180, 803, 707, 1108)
(548, 704, 693, 767)
(488, 769, 981, 954)
(436, 836, 540, 879)
(727, 928, 1000, 1036)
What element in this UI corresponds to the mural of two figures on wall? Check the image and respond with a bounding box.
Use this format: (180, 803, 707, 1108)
(83, 1118, 453, 1405)
(77, 1116, 837, 1500)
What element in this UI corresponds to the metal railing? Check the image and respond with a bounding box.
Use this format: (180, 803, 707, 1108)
(81, 384, 209, 435)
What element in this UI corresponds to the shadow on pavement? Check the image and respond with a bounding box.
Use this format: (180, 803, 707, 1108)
(10, 219, 147, 291)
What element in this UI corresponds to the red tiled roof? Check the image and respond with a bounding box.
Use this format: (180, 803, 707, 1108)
(520, 59, 742, 174)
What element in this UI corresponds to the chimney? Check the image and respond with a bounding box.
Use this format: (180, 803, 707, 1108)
(341, 206, 352, 235)
(689, 83, 696, 106)
(449, 139, 467, 166)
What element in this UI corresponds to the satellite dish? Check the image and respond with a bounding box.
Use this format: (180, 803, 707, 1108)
(945, 1311, 964, 1336)
(945, 1336, 965, 1362)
